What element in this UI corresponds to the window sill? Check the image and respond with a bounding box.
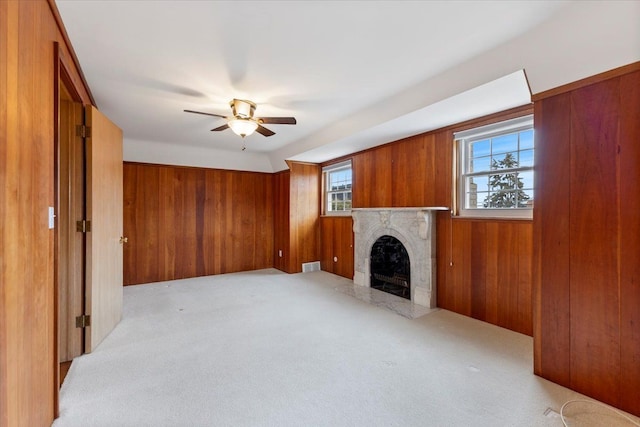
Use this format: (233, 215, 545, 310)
(453, 215, 533, 222)
(455, 209, 533, 221)
(321, 212, 353, 218)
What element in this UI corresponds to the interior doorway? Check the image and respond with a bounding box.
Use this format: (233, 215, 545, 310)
(53, 45, 125, 419)
(56, 67, 86, 380)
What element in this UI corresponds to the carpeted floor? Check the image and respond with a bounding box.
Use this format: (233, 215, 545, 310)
(53, 269, 638, 427)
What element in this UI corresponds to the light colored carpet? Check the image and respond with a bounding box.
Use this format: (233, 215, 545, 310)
(53, 269, 638, 427)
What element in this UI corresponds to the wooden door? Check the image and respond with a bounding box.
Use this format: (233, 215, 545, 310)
(85, 106, 124, 352)
(57, 90, 85, 361)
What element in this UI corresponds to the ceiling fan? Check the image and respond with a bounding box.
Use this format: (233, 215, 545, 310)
(184, 99, 297, 145)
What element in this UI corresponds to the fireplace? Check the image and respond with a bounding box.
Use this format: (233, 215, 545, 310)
(351, 207, 446, 308)
(370, 235, 411, 299)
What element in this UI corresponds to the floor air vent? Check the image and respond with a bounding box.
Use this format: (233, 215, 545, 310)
(302, 261, 321, 273)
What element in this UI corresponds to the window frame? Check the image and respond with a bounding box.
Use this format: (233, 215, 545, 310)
(322, 160, 353, 216)
(454, 115, 534, 220)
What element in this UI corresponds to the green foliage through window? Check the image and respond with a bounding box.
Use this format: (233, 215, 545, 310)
(483, 153, 531, 208)
(457, 116, 534, 217)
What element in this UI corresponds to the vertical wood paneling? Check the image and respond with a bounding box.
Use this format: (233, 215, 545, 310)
(206, 168, 220, 273)
(273, 171, 290, 272)
(288, 162, 320, 272)
(353, 145, 392, 208)
(618, 71, 640, 413)
(256, 171, 274, 271)
(19, 2, 55, 422)
(195, 168, 206, 276)
(1, 7, 11, 418)
(320, 217, 334, 273)
(423, 134, 438, 205)
(123, 163, 274, 285)
(319, 216, 354, 279)
(435, 214, 453, 310)
(517, 223, 533, 336)
(569, 79, 620, 403)
(222, 170, 235, 273)
(230, 169, 245, 272)
(436, 219, 532, 336)
(496, 223, 518, 331)
(392, 135, 428, 206)
(470, 223, 487, 320)
(534, 67, 640, 417)
(2, 1, 94, 424)
(139, 165, 160, 283)
(336, 217, 354, 279)
(2, 3, 21, 423)
(159, 167, 176, 281)
(451, 220, 472, 316)
(434, 131, 453, 207)
(123, 163, 137, 284)
(484, 222, 500, 325)
(533, 93, 572, 383)
(352, 131, 452, 209)
(172, 168, 192, 279)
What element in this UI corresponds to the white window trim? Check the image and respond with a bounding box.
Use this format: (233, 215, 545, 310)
(322, 160, 352, 216)
(454, 115, 534, 220)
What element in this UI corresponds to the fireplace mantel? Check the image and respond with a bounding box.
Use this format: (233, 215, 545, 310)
(351, 207, 447, 308)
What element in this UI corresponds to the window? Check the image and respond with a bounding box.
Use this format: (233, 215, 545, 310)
(455, 115, 534, 219)
(323, 160, 352, 215)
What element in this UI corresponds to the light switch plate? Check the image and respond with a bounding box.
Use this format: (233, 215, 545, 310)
(48, 207, 55, 229)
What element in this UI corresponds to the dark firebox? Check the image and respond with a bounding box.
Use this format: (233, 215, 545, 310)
(370, 235, 410, 300)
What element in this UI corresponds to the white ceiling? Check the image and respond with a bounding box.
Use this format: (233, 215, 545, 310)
(55, 1, 639, 172)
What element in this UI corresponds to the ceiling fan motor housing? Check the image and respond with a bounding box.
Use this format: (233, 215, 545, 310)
(230, 99, 256, 119)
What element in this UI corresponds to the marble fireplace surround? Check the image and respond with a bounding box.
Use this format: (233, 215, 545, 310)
(351, 207, 447, 308)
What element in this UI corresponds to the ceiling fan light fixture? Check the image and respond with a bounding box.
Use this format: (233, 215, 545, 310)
(185, 98, 295, 140)
(228, 118, 258, 137)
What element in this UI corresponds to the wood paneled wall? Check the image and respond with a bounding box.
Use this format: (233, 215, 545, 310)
(320, 216, 354, 279)
(273, 171, 291, 272)
(288, 162, 320, 272)
(352, 132, 452, 208)
(330, 105, 534, 335)
(1, 1, 94, 425)
(272, 162, 320, 274)
(123, 163, 274, 285)
(437, 218, 533, 335)
(533, 65, 640, 416)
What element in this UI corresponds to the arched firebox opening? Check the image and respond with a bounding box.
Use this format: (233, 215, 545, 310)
(370, 235, 410, 300)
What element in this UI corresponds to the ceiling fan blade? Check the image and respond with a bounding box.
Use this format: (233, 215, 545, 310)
(258, 117, 297, 125)
(184, 109, 227, 119)
(211, 124, 229, 132)
(255, 124, 275, 137)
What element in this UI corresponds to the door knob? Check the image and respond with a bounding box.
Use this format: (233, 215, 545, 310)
(119, 236, 128, 244)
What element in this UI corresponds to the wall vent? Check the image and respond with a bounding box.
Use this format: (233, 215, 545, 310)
(302, 261, 321, 273)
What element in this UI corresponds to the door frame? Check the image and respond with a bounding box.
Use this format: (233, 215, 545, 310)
(53, 42, 86, 417)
